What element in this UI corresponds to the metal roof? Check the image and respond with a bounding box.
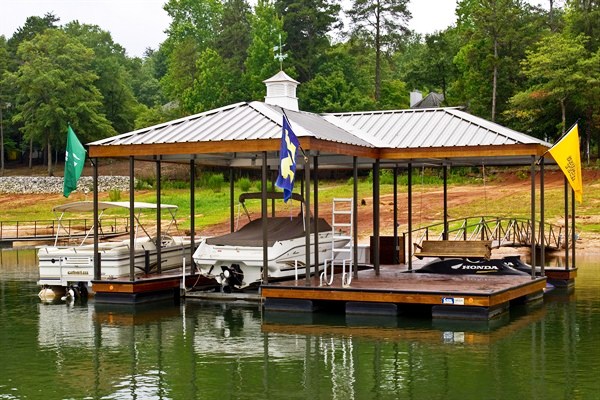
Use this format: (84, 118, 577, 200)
(88, 103, 552, 167)
(326, 107, 551, 149)
(411, 92, 445, 108)
(89, 101, 375, 149)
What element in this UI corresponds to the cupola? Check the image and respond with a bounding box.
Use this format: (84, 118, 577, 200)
(263, 71, 299, 111)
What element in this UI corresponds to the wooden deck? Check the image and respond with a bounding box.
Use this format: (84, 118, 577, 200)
(261, 264, 547, 320)
(92, 269, 216, 304)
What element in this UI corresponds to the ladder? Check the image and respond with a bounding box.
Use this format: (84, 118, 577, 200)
(320, 198, 354, 287)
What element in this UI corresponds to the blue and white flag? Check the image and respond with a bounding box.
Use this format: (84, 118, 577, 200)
(275, 115, 300, 202)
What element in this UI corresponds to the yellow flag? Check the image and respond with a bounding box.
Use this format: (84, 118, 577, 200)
(548, 124, 582, 203)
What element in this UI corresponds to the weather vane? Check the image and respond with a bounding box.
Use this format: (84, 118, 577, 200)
(273, 33, 288, 71)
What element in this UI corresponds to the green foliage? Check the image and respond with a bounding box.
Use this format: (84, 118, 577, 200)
(216, 0, 252, 71)
(7, 29, 115, 175)
(244, 0, 286, 101)
(2, 0, 600, 160)
(347, 0, 411, 101)
(135, 177, 154, 190)
(108, 188, 122, 201)
(185, 48, 238, 112)
(276, 0, 341, 82)
(507, 33, 594, 139)
(299, 41, 376, 112)
(64, 22, 140, 134)
(454, 0, 548, 121)
(207, 173, 225, 192)
(237, 177, 252, 192)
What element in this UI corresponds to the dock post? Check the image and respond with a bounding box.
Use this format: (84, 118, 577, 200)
(572, 187, 576, 268)
(373, 159, 380, 275)
(144, 250, 150, 275)
(156, 158, 162, 274)
(304, 153, 312, 284)
(313, 155, 319, 276)
(407, 163, 413, 271)
(93, 157, 100, 281)
(353, 156, 358, 279)
(262, 151, 268, 285)
(530, 156, 536, 278)
(190, 159, 196, 275)
(540, 158, 545, 276)
(129, 156, 135, 282)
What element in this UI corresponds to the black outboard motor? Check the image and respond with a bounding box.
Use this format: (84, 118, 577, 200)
(220, 264, 245, 291)
(77, 282, 89, 299)
(65, 282, 89, 301)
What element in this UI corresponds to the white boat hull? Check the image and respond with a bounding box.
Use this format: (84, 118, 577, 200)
(193, 231, 350, 289)
(38, 237, 192, 293)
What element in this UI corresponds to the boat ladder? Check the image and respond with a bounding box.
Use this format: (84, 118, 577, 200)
(320, 198, 354, 287)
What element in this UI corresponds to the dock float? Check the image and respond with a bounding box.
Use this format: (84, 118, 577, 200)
(261, 265, 547, 320)
(92, 273, 215, 304)
(544, 267, 577, 287)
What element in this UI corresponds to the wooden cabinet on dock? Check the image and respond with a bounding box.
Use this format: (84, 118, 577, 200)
(370, 235, 404, 265)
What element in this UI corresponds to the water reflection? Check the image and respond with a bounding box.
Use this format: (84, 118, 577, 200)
(0, 249, 599, 399)
(0, 247, 38, 280)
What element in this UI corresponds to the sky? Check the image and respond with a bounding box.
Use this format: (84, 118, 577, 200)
(1, 0, 458, 58)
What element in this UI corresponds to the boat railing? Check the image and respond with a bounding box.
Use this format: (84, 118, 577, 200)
(406, 216, 567, 253)
(0, 217, 130, 243)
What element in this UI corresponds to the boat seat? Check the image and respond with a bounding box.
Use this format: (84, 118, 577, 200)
(414, 240, 492, 260)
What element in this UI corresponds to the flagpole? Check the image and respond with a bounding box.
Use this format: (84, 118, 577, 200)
(281, 109, 307, 159)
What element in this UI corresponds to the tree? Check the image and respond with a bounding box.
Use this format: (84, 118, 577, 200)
(245, 0, 287, 100)
(8, 30, 115, 175)
(565, 0, 600, 52)
(161, 0, 224, 111)
(455, 0, 550, 122)
(216, 0, 252, 71)
(129, 53, 165, 108)
(64, 22, 140, 133)
(275, 0, 341, 82)
(7, 13, 59, 61)
(507, 33, 592, 139)
(395, 30, 460, 104)
(0, 36, 8, 175)
(347, 0, 411, 102)
(185, 48, 237, 112)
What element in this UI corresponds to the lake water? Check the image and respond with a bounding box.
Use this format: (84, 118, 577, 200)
(0, 248, 599, 400)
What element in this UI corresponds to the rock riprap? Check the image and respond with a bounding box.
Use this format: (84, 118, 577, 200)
(0, 176, 134, 194)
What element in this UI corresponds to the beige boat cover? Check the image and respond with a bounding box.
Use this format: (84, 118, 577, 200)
(206, 217, 331, 247)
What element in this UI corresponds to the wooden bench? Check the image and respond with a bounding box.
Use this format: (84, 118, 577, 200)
(413, 240, 492, 260)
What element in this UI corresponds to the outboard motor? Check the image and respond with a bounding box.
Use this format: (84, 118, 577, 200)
(220, 264, 244, 291)
(62, 282, 89, 302)
(77, 282, 89, 299)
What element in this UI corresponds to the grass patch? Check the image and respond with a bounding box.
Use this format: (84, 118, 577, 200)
(2, 168, 600, 237)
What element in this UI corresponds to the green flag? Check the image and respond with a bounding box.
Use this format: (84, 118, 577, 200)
(63, 125, 86, 197)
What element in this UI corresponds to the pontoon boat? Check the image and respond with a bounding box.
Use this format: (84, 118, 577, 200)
(38, 201, 192, 299)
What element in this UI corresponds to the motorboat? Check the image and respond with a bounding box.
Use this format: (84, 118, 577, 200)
(193, 193, 351, 291)
(38, 201, 192, 300)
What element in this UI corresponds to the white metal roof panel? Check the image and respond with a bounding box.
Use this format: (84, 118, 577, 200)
(327, 108, 552, 149)
(89, 102, 376, 149)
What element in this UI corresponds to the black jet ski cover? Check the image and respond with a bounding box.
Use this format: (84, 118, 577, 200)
(416, 256, 530, 275)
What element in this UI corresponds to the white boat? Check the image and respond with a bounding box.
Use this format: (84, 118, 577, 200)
(38, 201, 192, 300)
(193, 193, 351, 290)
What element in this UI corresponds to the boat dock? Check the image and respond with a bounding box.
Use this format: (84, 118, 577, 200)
(260, 264, 547, 320)
(88, 255, 573, 321)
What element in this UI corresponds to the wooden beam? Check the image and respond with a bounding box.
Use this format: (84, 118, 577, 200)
(88, 138, 378, 159)
(379, 144, 549, 160)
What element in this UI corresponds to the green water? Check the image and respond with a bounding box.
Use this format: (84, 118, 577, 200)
(0, 248, 599, 399)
